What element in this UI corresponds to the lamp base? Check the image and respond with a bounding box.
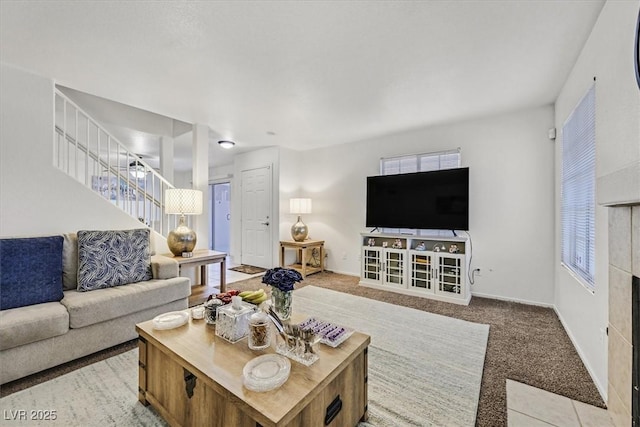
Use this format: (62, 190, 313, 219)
(291, 215, 308, 242)
(168, 216, 197, 256)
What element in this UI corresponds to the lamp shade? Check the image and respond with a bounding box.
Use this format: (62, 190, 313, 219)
(290, 198, 312, 214)
(165, 189, 203, 215)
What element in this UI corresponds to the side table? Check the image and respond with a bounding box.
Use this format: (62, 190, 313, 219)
(279, 239, 325, 278)
(164, 249, 227, 292)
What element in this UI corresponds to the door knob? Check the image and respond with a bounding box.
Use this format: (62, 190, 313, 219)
(260, 221, 270, 226)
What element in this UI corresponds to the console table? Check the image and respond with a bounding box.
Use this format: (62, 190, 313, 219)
(165, 249, 227, 292)
(279, 239, 325, 278)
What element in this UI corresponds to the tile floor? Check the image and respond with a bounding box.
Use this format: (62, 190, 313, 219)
(507, 380, 613, 427)
(206, 258, 265, 292)
(204, 264, 617, 427)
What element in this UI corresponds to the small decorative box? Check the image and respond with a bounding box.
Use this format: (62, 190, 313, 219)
(215, 296, 255, 343)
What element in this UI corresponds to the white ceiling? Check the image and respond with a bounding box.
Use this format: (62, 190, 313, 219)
(1, 1, 605, 170)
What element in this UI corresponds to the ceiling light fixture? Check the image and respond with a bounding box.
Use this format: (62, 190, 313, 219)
(218, 140, 235, 149)
(129, 161, 146, 179)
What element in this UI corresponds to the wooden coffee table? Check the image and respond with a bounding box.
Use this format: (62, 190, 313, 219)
(136, 313, 370, 427)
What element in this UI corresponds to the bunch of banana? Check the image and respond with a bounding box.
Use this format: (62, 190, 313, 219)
(239, 289, 268, 305)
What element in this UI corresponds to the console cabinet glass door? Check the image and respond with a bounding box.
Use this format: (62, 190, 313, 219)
(409, 250, 434, 291)
(383, 248, 406, 287)
(361, 247, 382, 283)
(434, 254, 464, 298)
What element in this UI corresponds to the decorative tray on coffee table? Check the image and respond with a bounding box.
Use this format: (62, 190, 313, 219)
(298, 317, 354, 348)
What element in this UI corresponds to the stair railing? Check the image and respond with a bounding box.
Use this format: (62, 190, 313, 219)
(54, 89, 180, 236)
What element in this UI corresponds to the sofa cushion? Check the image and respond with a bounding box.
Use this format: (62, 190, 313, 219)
(151, 255, 179, 279)
(62, 232, 78, 291)
(0, 236, 64, 310)
(0, 302, 69, 350)
(61, 277, 190, 328)
(77, 229, 152, 292)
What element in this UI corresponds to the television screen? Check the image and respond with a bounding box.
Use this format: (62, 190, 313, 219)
(366, 167, 469, 230)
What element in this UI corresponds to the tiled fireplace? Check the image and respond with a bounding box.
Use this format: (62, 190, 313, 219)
(601, 163, 640, 427)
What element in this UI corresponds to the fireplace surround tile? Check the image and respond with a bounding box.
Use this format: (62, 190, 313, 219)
(608, 325, 632, 415)
(608, 206, 631, 272)
(608, 382, 630, 427)
(609, 265, 632, 342)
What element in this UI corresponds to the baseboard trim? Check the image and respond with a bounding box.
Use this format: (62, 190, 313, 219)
(553, 306, 608, 402)
(470, 291, 554, 308)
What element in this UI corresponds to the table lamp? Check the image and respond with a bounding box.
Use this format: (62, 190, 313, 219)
(290, 198, 312, 242)
(165, 189, 203, 257)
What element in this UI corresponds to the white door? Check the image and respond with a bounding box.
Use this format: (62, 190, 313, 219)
(241, 166, 272, 268)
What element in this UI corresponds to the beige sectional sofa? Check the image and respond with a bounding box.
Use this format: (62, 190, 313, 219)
(0, 232, 191, 384)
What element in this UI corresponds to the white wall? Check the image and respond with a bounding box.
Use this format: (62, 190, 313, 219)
(298, 105, 556, 305)
(0, 63, 169, 253)
(554, 0, 640, 400)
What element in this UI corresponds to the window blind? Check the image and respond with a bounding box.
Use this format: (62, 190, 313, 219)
(380, 149, 460, 175)
(561, 85, 596, 290)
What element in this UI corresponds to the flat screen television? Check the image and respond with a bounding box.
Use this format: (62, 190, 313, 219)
(366, 167, 469, 230)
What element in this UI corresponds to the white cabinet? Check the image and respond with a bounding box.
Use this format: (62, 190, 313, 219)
(361, 246, 407, 288)
(360, 233, 471, 305)
(434, 253, 465, 299)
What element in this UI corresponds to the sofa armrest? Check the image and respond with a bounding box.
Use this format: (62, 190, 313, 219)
(151, 255, 179, 279)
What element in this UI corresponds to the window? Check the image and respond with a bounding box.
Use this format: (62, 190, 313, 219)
(380, 149, 460, 175)
(561, 85, 596, 290)
(380, 149, 461, 234)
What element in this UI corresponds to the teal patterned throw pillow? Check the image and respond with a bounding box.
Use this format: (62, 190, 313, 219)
(77, 229, 152, 292)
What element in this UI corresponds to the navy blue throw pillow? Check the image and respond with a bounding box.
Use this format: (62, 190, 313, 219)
(0, 236, 64, 310)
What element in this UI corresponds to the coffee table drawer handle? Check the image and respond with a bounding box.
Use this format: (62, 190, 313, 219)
(184, 369, 197, 399)
(324, 394, 342, 425)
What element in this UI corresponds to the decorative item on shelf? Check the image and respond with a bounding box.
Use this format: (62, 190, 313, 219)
(449, 244, 460, 253)
(289, 198, 312, 242)
(382, 241, 388, 248)
(165, 188, 203, 257)
(432, 242, 446, 252)
(392, 238, 402, 249)
(367, 238, 376, 247)
(215, 296, 256, 343)
(415, 241, 426, 251)
(262, 267, 303, 320)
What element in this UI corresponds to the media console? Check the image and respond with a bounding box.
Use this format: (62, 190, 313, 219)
(359, 232, 471, 305)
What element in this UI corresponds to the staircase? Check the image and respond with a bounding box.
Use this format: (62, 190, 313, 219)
(53, 89, 178, 237)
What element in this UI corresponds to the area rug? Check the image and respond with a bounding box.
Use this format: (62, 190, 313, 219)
(0, 349, 166, 426)
(294, 286, 489, 426)
(0, 286, 488, 426)
(229, 264, 267, 274)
